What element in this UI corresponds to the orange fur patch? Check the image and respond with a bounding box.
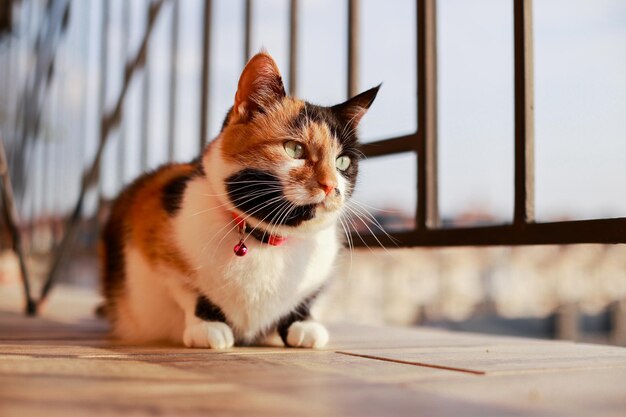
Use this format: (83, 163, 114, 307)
(220, 97, 304, 163)
(127, 164, 195, 278)
(219, 98, 342, 195)
(103, 163, 197, 285)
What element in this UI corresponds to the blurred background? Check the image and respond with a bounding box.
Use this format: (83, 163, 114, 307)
(0, 0, 625, 344)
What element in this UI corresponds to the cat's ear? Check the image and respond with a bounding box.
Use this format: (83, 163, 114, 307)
(331, 84, 381, 128)
(233, 52, 286, 120)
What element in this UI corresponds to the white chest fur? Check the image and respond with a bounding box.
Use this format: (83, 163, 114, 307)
(174, 177, 339, 343)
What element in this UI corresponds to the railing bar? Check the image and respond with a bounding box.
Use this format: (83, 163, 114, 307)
(347, 0, 359, 98)
(288, 0, 298, 96)
(50, 77, 59, 217)
(513, 0, 535, 224)
(38, 0, 166, 309)
(13, 0, 70, 208)
(139, 60, 150, 170)
(118, 0, 131, 183)
(352, 217, 626, 247)
(0, 134, 36, 314)
(244, 0, 252, 63)
(78, 0, 91, 198)
(35, 143, 43, 223)
(167, 0, 179, 161)
(199, 0, 212, 151)
(97, 0, 110, 202)
(360, 134, 417, 158)
(416, 0, 439, 229)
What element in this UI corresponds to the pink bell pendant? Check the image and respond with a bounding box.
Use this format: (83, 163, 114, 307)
(234, 240, 248, 256)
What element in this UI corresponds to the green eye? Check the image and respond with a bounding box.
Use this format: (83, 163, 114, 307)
(284, 140, 305, 159)
(336, 155, 351, 171)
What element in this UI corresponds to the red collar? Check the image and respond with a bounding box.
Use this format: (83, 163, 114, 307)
(231, 212, 287, 249)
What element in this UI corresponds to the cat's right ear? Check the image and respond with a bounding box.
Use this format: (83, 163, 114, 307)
(233, 52, 286, 122)
(331, 84, 381, 129)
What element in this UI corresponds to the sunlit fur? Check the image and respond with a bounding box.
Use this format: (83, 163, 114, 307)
(100, 52, 379, 347)
(215, 97, 349, 235)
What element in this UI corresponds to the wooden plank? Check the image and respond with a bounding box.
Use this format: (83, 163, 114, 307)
(326, 323, 561, 350)
(2, 289, 626, 417)
(338, 343, 626, 375)
(408, 367, 626, 417)
(172, 350, 468, 385)
(0, 355, 207, 381)
(0, 374, 313, 417)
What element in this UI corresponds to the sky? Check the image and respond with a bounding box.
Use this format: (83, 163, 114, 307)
(2, 0, 626, 225)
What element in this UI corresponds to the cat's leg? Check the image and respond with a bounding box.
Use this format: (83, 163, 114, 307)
(117, 249, 185, 343)
(168, 284, 234, 349)
(183, 296, 235, 349)
(283, 320, 329, 349)
(277, 301, 329, 349)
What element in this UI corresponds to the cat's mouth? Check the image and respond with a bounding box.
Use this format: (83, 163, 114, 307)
(318, 198, 341, 212)
(225, 168, 320, 227)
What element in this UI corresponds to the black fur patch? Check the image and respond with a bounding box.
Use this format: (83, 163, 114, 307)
(276, 291, 320, 346)
(190, 158, 206, 177)
(292, 103, 342, 140)
(162, 174, 192, 216)
(225, 168, 316, 227)
(292, 103, 361, 157)
(101, 211, 127, 312)
(195, 295, 227, 323)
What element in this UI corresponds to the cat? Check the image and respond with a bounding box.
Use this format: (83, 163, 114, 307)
(100, 52, 379, 349)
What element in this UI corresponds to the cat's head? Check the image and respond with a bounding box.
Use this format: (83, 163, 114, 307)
(207, 52, 379, 234)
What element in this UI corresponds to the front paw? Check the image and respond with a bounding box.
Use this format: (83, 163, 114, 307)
(286, 321, 329, 349)
(183, 321, 234, 349)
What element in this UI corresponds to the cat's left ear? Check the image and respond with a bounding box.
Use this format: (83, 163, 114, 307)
(331, 84, 381, 128)
(234, 52, 286, 120)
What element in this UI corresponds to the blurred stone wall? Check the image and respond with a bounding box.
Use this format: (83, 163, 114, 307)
(315, 245, 626, 326)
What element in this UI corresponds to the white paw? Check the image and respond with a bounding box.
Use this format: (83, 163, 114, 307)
(183, 321, 234, 349)
(286, 321, 329, 349)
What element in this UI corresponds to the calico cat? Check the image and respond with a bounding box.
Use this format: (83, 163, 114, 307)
(101, 52, 379, 348)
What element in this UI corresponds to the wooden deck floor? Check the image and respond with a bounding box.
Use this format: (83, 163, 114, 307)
(1, 286, 626, 417)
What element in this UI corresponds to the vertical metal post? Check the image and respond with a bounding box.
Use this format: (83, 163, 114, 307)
(140, 59, 150, 170)
(41, 109, 49, 220)
(244, 0, 252, 63)
(555, 302, 579, 341)
(49, 75, 59, 221)
(288, 0, 298, 96)
(167, 0, 179, 161)
(416, 0, 439, 229)
(610, 299, 626, 346)
(513, 0, 535, 224)
(118, 0, 131, 184)
(97, 0, 109, 199)
(77, 0, 89, 205)
(80, 0, 94, 176)
(0, 134, 36, 315)
(347, 0, 359, 98)
(199, 0, 212, 151)
(38, 0, 166, 308)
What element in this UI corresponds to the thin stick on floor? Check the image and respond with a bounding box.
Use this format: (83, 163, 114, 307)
(0, 133, 36, 315)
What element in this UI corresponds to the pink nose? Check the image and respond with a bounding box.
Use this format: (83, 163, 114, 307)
(319, 181, 336, 196)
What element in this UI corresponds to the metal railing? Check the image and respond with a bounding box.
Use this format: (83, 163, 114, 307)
(1, 0, 625, 315)
(356, 0, 626, 247)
